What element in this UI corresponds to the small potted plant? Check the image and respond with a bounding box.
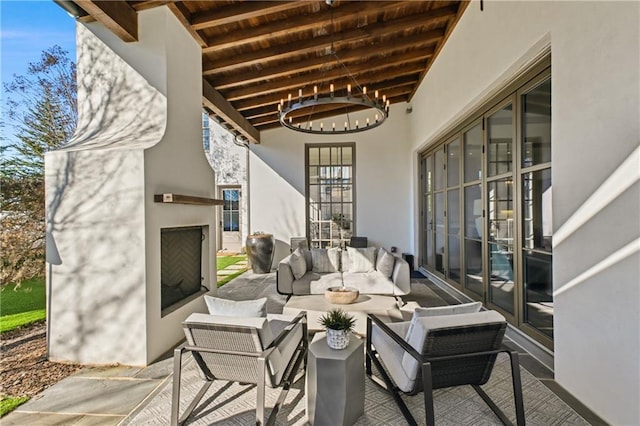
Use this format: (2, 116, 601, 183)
(245, 231, 275, 274)
(319, 309, 356, 349)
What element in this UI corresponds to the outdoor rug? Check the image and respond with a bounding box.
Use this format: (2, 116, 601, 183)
(127, 352, 589, 425)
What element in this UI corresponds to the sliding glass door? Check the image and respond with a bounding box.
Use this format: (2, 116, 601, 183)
(418, 62, 552, 348)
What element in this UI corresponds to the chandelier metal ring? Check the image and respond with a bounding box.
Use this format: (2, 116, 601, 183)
(278, 95, 388, 134)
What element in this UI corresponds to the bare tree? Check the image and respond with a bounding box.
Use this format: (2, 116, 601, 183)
(1, 46, 77, 285)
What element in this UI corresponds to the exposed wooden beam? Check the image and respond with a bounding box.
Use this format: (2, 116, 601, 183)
(166, 1, 207, 47)
(223, 52, 431, 101)
(206, 33, 436, 88)
(191, 1, 297, 30)
(203, 13, 446, 69)
(130, 1, 174, 12)
(75, 0, 138, 42)
(234, 74, 420, 113)
(202, 79, 260, 144)
(203, 1, 408, 52)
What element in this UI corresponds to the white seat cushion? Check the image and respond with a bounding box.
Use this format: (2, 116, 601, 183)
(371, 321, 415, 392)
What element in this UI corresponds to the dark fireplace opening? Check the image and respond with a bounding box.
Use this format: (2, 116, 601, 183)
(161, 225, 206, 316)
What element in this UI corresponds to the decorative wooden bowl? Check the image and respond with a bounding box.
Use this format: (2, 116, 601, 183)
(324, 287, 359, 304)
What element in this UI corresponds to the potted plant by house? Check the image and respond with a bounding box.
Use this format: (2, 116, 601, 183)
(319, 309, 356, 350)
(245, 231, 275, 274)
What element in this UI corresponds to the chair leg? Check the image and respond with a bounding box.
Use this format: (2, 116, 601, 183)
(257, 357, 267, 426)
(473, 385, 513, 425)
(172, 348, 213, 426)
(421, 362, 435, 426)
(365, 345, 418, 426)
(507, 351, 526, 426)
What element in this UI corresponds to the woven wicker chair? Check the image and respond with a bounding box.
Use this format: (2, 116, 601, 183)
(171, 312, 307, 426)
(366, 309, 525, 426)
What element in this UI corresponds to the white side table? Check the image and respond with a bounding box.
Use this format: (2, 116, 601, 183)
(306, 332, 364, 426)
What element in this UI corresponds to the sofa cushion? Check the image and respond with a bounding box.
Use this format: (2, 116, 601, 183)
(343, 271, 394, 294)
(371, 321, 414, 392)
(292, 272, 343, 295)
(376, 247, 396, 278)
(344, 246, 376, 272)
(204, 295, 267, 317)
(289, 248, 307, 280)
(405, 301, 482, 342)
(311, 247, 341, 273)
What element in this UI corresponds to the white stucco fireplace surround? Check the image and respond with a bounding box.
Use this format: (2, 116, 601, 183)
(45, 8, 217, 366)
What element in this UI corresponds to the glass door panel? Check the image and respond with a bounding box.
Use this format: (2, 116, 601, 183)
(464, 124, 483, 182)
(447, 189, 460, 282)
(422, 155, 435, 269)
(522, 79, 551, 167)
(487, 178, 514, 314)
(522, 168, 553, 337)
(464, 185, 483, 296)
(447, 140, 460, 187)
(434, 192, 445, 274)
(487, 104, 513, 177)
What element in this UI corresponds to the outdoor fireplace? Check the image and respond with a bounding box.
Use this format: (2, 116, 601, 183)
(45, 8, 217, 365)
(161, 226, 207, 316)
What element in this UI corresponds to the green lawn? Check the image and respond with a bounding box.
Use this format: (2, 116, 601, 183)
(0, 278, 46, 333)
(0, 396, 29, 417)
(216, 255, 247, 287)
(216, 255, 246, 270)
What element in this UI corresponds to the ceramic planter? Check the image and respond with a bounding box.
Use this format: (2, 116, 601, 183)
(245, 234, 275, 274)
(326, 328, 350, 350)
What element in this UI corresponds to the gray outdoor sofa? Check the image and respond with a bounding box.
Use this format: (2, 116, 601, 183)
(277, 246, 410, 296)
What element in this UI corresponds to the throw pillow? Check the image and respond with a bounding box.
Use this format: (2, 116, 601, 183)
(289, 248, 307, 280)
(404, 301, 482, 341)
(376, 247, 396, 278)
(311, 247, 341, 273)
(204, 295, 267, 317)
(345, 246, 376, 273)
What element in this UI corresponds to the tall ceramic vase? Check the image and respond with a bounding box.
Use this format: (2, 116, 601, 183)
(246, 234, 275, 274)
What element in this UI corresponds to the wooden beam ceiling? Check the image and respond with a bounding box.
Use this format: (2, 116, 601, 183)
(64, 1, 469, 142)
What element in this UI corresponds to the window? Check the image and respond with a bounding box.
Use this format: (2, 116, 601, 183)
(221, 189, 240, 232)
(306, 144, 355, 248)
(419, 59, 552, 348)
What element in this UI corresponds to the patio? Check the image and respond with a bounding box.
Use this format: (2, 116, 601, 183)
(3, 272, 600, 425)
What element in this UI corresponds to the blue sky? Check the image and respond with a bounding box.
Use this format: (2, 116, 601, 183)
(1, 0, 76, 82)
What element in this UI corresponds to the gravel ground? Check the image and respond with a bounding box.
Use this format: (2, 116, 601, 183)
(1, 322, 81, 398)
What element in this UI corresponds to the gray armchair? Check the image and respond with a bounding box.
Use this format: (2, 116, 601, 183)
(366, 308, 525, 425)
(171, 312, 307, 426)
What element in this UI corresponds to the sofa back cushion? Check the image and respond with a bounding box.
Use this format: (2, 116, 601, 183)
(311, 247, 341, 273)
(289, 248, 308, 280)
(344, 246, 376, 272)
(376, 247, 396, 278)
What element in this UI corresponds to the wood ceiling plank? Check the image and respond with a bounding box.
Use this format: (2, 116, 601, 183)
(206, 33, 436, 88)
(130, 1, 174, 12)
(234, 74, 419, 113)
(203, 1, 407, 52)
(191, 1, 298, 30)
(203, 13, 446, 70)
(223, 52, 431, 101)
(202, 79, 260, 144)
(76, 0, 138, 42)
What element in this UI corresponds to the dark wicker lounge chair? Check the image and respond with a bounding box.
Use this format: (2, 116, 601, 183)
(366, 309, 525, 425)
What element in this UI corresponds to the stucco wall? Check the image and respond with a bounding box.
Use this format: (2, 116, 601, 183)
(46, 7, 216, 365)
(253, 103, 413, 266)
(407, 1, 640, 424)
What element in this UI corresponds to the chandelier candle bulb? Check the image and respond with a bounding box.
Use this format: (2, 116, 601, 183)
(375, 114, 379, 123)
(332, 122, 336, 131)
(366, 117, 370, 126)
(347, 84, 351, 96)
(382, 94, 386, 103)
(314, 85, 318, 100)
(356, 120, 359, 129)
(344, 122, 347, 130)
(375, 90, 379, 100)
(363, 86, 367, 95)
(320, 122, 323, 131)
(330, 83, 334, 97)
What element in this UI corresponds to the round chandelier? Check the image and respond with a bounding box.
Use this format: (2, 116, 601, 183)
(277, 3, 390, 135)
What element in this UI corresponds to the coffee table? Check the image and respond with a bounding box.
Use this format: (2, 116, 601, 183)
(283, 294, 403, 335)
